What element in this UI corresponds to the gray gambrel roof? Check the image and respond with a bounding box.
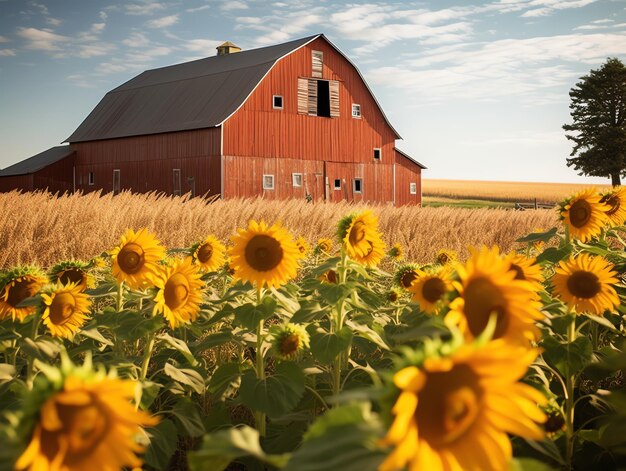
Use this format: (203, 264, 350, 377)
(67, 34, 401, 143)
(0, 146, 74, 177)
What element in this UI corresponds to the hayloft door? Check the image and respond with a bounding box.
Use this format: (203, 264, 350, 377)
(112, 169, 120, 195)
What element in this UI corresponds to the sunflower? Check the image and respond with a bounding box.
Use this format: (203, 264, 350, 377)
(394, 264, 421, 290)
(49, 260, 95, 292)
(192, 235, 226, 272)
(295, 237, 310, 257)
(0, 268, 47, 322)
(314, 238, 333, 255)
(229, 220, 300, 289)
(552, 253, 619, 316)
(436, 248, 458, 266)
(600, 187, 626, 227)
(503, 252, 544, 296)
(446, 246, 544, 344)
(407, 267, 453, 314)
(379, 341, 546, 471)
(153, 257, 204, 328)
(110, 228, 166, 289)
(269, 323, 310, 361)
(338, 211, 386, 267)
(387, 287, 402, 303)
(41, 283, 92, 339)
(319, 269, 339, 284)
(388, 243, 404, 261)
(559, 188, 609, 242)
(15, 372, 158, 471)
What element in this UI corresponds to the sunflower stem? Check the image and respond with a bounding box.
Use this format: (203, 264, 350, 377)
(26, 316, 41, 389)
(332, 250, 349, 397)
(254, 286, 266, 436)
(116, 282, 125, 312)
(565, 313, 577, 469)
(140, 332, 156, 382)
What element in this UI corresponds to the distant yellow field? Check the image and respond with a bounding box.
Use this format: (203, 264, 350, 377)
(423, 179, 612, 203)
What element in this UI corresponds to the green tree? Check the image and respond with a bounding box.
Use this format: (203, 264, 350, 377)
(563, 57, 626, 186)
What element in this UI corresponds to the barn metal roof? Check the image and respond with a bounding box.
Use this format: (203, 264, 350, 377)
(395, 148, 427, 169)
(0, 146, 74, 176)
(66, 34, 401, 143)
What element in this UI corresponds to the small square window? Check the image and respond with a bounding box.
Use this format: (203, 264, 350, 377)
(353, 178, 362, 193)
(263, 174, 275, 190)
(273, 95, 283, 109)
(88, 172, 94, 185)
(373, 148, 381, 160)
(410, 182, 417, 195)
(292, 173, 303, 187)
(352, 104, 361, 118)
(334, 179, 341, 190)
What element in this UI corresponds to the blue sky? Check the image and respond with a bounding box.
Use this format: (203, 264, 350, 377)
(0, 0, 625, 183)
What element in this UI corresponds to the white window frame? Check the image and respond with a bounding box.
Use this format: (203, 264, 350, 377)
(292, 173, 303, 188)
(351, 103, 361, 118)
(88, 172, 94, 186)
(113, 169, 121, 194)
(410, 182, 417, 195)
(334, 179, 341, 190)
(272, 95, 284, 110)
(373, 148, 381, 160)
(263, 174, 275, 190)
(173, 169, 181, 196)
(353, 178, 363, 194)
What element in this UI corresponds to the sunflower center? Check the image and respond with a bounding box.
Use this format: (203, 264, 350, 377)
(463, 277, 509, 339)
(59, 268, 86, 287)
(417, 365, 482, 447)
(400, 270, 418, 288)
(164, 273, 190, 310)
(56, 399, 110, 461)
(197, 243, 214, 263)
(422, 278, 447, 303)
(280, 334, 300, 356)
(437, 253, 451, 265)
(244, 235, 283, 271)
(6, 278, 38, 307)
(566, 270, 601, 299)
(510, 264, 525, 280)
(349, 221, 367, 246)
(569, 199, 592, 228)
(49, 293, 76, 325)
(325, 270, 338, 284)
(118, 243, 145, 274)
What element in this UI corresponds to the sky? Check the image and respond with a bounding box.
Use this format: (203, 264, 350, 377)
(0, 0, 625, 183)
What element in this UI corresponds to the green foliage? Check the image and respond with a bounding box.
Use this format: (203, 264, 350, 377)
(563, 58, 626, 184)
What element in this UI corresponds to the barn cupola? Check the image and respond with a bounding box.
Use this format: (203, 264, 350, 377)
(216, 41, 241, 56)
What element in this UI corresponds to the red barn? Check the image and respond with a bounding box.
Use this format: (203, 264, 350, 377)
(0, 34, 425, 204)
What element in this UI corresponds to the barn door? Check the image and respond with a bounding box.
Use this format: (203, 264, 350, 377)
(112, 169, 120, 195)
(173, 169, 181, 196)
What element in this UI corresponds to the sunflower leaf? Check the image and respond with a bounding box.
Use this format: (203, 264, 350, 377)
(169, 397, 206, 437)
(208, 362, 242, 401)
(536, 246, 572, 264)
(158, 332, 198, 366)
(515, 227, 558, 243)
(233, 298, 277, 330)
(238, 361, 305, 418)
(308, 326, 353, 364)
(144, 418, 178, 470)
(163, 362, 206, 394)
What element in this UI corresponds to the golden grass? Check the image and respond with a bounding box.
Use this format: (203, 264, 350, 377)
(0, 190, 558, 269)
(423, 179, 612, 203)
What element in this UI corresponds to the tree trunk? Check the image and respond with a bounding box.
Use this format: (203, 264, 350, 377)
(611, 172, 621, 186)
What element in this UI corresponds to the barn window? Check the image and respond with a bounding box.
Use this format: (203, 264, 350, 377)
(273, 95, 283, 109)
(353, 178, 362, 194)
(292, 173, 303, 187)
(297, 78, 339, 118)
(312, 50, 323, 78)
(334, 179, 341, 190)
(88, 172, 94, 185)
(410, 182, 417, 195)
(173, 169, 181, 196)
(373, 148, 381, 160)
(188, 176, 196, 198)
(263, 174, 275, 190)
(352, 104, 361, 118)
(113, 169, 120, 195)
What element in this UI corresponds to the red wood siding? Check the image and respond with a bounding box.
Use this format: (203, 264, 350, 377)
(325, 161, 394, 203)
(222, 37, 397, 163)
(0, 154, 74, 194)
(73, 128, 221, 196)
(0, 175, 34, 192)
(394, 151, 422, 206)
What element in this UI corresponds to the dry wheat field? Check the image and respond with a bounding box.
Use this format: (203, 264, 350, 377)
(423, 178, 612, 203)
(0, 190, 557, 268)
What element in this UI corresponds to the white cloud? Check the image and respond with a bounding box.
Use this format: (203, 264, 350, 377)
(147, 14, 179, 28)
(183, 38, 223, 54)
(125, 1, 166, 15)
(126, 46, 173, 61)
(123, 32, 152, 47)
(17, 27, 69, 51)
(99, 11, 108, 21)
(186, 5, 211, 12)
(0, 49, 16, 56)
(0, 35, 9, 42)
(521, 0, 597, 18)
(91, 23, 106, 33)
(76, 43, 116, 58)
(46, 17, 62, 27)
(222, 1, 248, 11)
